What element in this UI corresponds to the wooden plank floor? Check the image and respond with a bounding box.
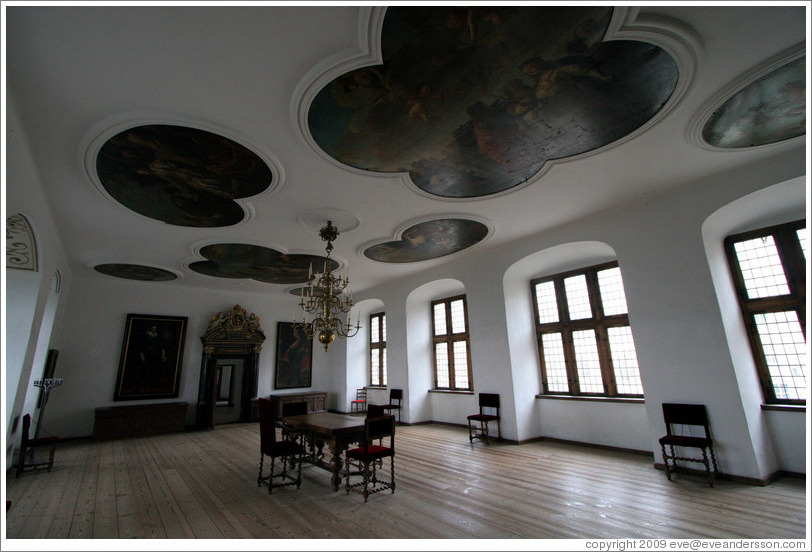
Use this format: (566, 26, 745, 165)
(4, 422, 807, 540)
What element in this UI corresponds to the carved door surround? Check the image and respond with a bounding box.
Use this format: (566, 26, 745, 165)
(197, 304, 265, 429)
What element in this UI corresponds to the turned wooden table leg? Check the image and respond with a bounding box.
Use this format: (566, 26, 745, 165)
(328, 440, 344, 491)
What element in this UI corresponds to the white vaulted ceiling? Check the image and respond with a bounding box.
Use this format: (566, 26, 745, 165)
(4, 4, 807, 295)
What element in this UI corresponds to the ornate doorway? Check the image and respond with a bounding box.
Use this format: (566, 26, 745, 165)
(197, 305, 265, 429)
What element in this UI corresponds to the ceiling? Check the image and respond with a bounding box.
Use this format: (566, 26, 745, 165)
(4, 4, 807, 296)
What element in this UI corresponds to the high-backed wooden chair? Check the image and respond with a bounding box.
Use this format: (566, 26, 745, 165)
(659, 403, 718, 487)
(351, 388, 367, 415)
(258, 398, 304, 493)
(366, 404, 385, 418)
(280, 400, 307, 433)
(344, 415, 396, 502)
(467, 393, 502, 445)
(279, 400, 311, 456)
(16, 414, 57, 477)
(381, 388, 403, 423)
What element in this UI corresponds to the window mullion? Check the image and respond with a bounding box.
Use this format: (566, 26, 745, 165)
(555, 277, 580, 394)
(589, 269, 617, 395)
(444, 306, 454, 389)
(594, 324, 617, 396)
(585, 268, 601, 322)
(562, 329, 580, 394)
(445, 339, 455, 390)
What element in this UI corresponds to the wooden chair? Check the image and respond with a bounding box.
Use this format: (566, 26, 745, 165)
(659, 403, 718, 487)
(467, 393, 502, 445)
(257, 398, 304, 493)
(366, 404, 385, 418)
(279, 400, 307, 434)
(16, 414, 57, 477)
(279, 400, 311, 457)
(366, 404, 386, 450)
(381, 388, 403, 423)
(350, 388, 367, 415)
(344, 415, 396, 502)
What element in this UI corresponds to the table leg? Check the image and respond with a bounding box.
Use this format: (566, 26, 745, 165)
(328, 440, 344, 491)
(314, 438, 325, 464)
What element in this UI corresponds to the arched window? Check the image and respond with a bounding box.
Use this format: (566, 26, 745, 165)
(432, 294, 473, 391)
(531, 261, 643, 397)
(369, 312, 387, 387)
(724, 220, 806, 404)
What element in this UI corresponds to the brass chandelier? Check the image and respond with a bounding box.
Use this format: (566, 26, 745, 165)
(295, 220, 361, 350)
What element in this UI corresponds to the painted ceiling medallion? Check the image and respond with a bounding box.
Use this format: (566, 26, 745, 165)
(308, 6, 678, 198)
(94, 263, 177, 281)
(702, 56, 805, 148)
(364, 218, 489, 263)
(189, 243, 339, 284)
(95, 124, 273, 227)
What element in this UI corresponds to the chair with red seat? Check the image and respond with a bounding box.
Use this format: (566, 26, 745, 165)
(381, 388, 403, 423)
(658, 403, 718, 487)
(344, 415, 396, 502)
(257, 398, 305, 493)
(16, 414, 58, 477)
(350, 387, 367, 415)
(467, 393, 502, 445)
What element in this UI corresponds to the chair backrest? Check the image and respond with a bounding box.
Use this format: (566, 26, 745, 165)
(389, 388, 403, 405)
(479, 393, 500, 415)
(364, 415, 395, 452)
(282, 401, 308, 417)
(367, 404, 385, 418)
(258, 398, 278, 452)
(21, 414, 32, 444)
(662, 403, 710, 438)
(355, 388, 367, 400)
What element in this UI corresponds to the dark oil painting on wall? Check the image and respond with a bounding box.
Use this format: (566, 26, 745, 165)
(275, 322, 313, 390)
(308, 6, 679, 198)
(114, 314, 188, 401)
(96, 124, 273, 227)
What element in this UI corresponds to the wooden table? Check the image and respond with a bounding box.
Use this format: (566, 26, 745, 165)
(283, 412, 365, 491)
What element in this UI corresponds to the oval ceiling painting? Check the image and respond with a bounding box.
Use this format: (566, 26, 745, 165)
(702, 56, 805, 148)
(308, 6, 679, 198)
(364, 218, 489, 263)
(189, 243, 339, 285)
(96, 125, 273, 227)
(94, 263, 177, 281)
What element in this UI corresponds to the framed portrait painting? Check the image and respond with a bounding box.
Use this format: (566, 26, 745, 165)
(274, 322, 313, 389)
(114, 314, 188, 401)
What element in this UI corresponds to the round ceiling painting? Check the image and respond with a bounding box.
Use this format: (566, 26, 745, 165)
(308, 6, 679, 198)
(702, 56, 805, 148)
(189, 243, 339, 285)
(95, 124, 273, 227)
(94, 263, 177, 281)
(364, 218, 489, 263)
